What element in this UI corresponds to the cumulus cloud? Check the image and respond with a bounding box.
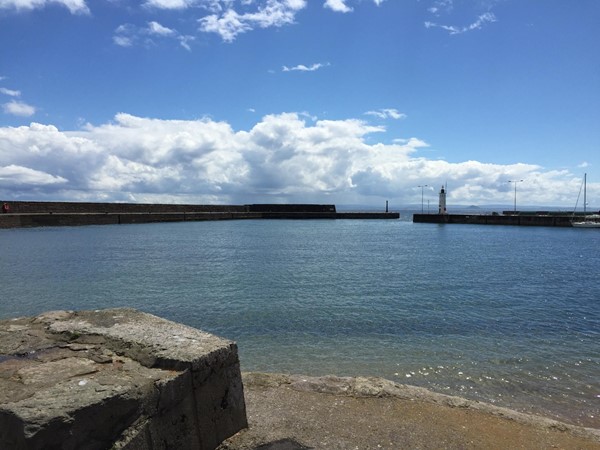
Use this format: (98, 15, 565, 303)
(425, 12, 496, 35)
(324, 0, 352, 13)
(198, 0, 307, 42)
(2, 100, 36, 117)
(0, 113, 591, 206)
(282, 62, 329, 72)
(0, 0, 89, 14)
(0, 165, 67, 187)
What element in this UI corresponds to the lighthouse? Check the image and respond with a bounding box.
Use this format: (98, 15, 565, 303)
(438, 186, 447, 215)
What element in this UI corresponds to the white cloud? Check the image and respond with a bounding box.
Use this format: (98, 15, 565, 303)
(178, 35, 196, 51)
(393, 137, 428, 147)
(113, 35, 134, 47)
(113, 24, 136, 47)
(2, 100, 36, 117)
(148, 21, 176, 36)
(365, 109, 406, 120)
(0, 88, 21, 97)
(0, 113, 591, 206)
(198, 0, 307, 42)
(324, 0, 352, 13)
(282, 62, 329, 72)
(427, 0, 453, 16)
(0, 0, 89, 14)
(0, 164, 67, 186)
(113, 22, 194, 50)
(425, 12, 497, 35)
(199, 9, 251, 42)
(144, 0, 194, 9)
(324, 0, 386, 13)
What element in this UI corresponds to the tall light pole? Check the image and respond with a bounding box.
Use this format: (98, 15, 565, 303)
(508, 180, 523, 213)
(418, 185, 428, 213)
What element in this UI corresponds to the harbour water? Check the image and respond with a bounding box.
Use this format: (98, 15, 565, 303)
(1, 217, 599, 427)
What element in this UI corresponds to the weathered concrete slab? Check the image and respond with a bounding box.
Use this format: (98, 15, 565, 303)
(0, 308, 247, 450)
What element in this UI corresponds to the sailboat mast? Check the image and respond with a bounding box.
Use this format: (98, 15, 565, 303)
(584, 173, 587, 216)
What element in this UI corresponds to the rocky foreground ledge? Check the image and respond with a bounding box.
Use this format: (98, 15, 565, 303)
(0, 309, 247, 449)
(1, 309, 599, 450)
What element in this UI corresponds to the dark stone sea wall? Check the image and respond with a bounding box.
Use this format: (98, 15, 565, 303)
(0, 211, 263, 228)
(0, 201, 248, 214)
(0, 202, 399, 228)
(0, 202, 340, 215)
(413, 213, 577, 227)
(0, 309, 247, 450)
(247, 204, 336, 213)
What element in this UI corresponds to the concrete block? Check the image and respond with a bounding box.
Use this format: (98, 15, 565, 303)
(0, 308, 247, 450)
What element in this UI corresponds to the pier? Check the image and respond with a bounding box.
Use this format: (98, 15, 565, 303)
(413, 185, 597, 227)
(0, 202, 399, 228)
(413, 211, 588, 227)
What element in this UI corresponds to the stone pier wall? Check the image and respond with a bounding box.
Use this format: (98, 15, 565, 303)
(0, 309, 247, 450)
(0, 202, 398, 228)
(413, 213, 576, 227)
(0, 201, 248, 214)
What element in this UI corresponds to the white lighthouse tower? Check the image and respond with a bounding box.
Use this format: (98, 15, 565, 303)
(438, 186, 447, 215)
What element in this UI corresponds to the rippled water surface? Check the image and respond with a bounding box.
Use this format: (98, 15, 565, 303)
(1, 218, 599, 427)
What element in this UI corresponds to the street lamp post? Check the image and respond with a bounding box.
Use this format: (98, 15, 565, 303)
(508, 180, 523, 213)
(418, 185, 428, 213)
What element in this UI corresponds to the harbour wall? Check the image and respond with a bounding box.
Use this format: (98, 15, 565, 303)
(0, 201, 248, 214)
(0, 201, 399, 228)
(413, 213, 577, 227)
(0, 212, 262, 228)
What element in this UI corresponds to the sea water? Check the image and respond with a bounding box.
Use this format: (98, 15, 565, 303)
(1, 217, 599, 427)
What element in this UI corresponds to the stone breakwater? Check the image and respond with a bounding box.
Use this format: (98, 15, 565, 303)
(0, 309, 247, 450)
(413, 212, 583, 227)
(0, 202, 399, 228)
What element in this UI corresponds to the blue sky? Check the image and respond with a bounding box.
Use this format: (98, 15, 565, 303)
(1, 0, 599, 208)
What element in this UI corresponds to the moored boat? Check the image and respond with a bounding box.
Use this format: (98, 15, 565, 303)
(571, 174, 600, 228)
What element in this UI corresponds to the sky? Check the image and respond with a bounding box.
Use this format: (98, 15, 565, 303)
(0, 0, 599, 208)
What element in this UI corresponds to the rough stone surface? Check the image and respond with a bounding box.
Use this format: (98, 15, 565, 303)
(219, 373, 600, 450)
(0, 308, 247, 450)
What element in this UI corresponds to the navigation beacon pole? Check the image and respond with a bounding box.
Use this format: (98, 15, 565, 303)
(438, 186, 447, 215)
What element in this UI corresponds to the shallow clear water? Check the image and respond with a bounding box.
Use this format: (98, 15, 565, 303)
(1, 218, 599, 427)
